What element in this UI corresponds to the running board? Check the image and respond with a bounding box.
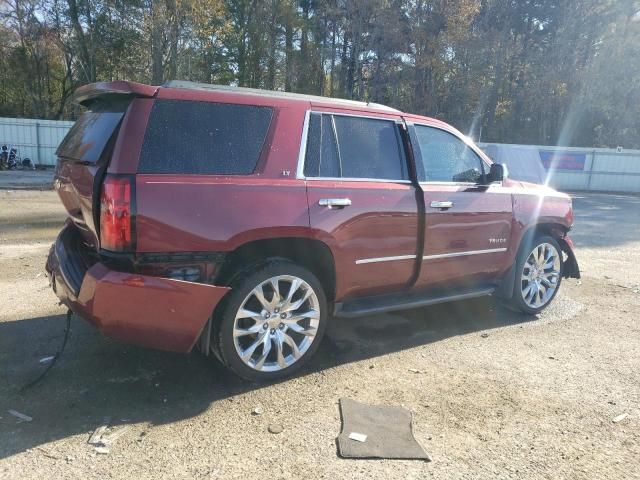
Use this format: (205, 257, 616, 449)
(333, 286, 496, 318)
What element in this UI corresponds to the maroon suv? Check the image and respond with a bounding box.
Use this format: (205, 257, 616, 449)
(46, 80, 580, 381)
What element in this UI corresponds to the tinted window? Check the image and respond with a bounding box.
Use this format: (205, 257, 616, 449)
(56, 100, 128, 163)
(304, 113, 407, 180)
(303, 113, 340, 177)
(414, 126, 484, 183)
(304, 114, 321, 176)
(333, 116, 406, 180)
(319, 115, 340, 177)
(138, 100, 273, 174)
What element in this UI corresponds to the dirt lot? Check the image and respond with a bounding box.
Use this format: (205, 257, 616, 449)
(1, 183, 639, 480)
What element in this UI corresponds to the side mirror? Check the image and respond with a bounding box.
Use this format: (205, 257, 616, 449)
(487, 163, 508, 183)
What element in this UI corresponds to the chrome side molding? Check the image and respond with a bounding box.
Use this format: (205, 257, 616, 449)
(355, 248, 508, 264)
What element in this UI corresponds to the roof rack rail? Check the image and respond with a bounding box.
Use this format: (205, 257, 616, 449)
(161, 80, 401, 113)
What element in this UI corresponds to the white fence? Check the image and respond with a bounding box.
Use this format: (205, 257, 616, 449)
(480, 143, 640, 194)
(0, 117, 74, 167)
(1, 117, 639, 193)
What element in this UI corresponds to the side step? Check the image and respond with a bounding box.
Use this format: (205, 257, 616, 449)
(333, 286, 495, 318)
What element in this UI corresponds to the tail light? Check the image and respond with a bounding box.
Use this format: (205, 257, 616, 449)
(100, 175, 135, 252)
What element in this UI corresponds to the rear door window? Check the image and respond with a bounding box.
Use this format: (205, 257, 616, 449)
(413, 126, 485, 183)
(138, 99, 273, 175)
(56, 100, 129, 163)
(303, 113, 340, 177)
(304, 113, 407, 180)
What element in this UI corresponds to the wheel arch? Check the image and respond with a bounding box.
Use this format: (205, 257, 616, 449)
(497, 221, 578, 299)
(525, 223, 579, 278)
(216, 236, 337, 302)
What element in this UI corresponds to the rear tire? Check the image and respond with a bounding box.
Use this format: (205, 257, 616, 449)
(508, 234, 563, 315)
(212, 260, 328, 382)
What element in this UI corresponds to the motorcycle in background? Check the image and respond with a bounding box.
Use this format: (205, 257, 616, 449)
(0, 145, 33, 170)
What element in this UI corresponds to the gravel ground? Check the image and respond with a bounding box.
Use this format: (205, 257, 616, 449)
(0, 187, 638, 480)
(0, 170, 54, 190)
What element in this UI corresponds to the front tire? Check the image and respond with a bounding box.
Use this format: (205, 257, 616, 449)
(212, 260, 328, 382)
(508, 235, 563, 315)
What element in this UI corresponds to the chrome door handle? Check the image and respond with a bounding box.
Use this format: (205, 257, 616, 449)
(430, 201, 454, 209)
(319, 198, 352, 209)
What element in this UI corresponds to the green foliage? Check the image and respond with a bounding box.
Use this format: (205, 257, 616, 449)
(0, 0, 638, 148)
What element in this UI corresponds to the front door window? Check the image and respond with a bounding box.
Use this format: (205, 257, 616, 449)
(413, 126, 485, 183)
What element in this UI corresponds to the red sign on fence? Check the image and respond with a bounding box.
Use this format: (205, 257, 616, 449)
(539, 151, 586, 170)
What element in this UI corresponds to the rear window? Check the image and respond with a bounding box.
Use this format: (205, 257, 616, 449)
(138, 100, 273, 175)
(56, 100, 128, 163)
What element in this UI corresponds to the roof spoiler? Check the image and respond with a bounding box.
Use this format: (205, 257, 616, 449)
(73, 81, 159, 106)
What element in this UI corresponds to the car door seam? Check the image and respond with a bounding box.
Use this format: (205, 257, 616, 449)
(401, 120, 425, 288)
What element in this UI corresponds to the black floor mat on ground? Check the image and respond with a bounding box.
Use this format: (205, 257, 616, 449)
(337, 398, 431, 461)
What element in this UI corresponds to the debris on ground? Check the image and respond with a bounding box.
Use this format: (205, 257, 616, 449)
(408, 368, 425, 374)
(612, 413, 628, 423)
(88, 419, 130, 454)
(8, 409, 33, 422)
(35, 447, 60, 460)
(252, 405, 264, 416)
(102, 425, 130, 444)
(481, 333, 489, 338)
(337, 398, 431, 461)
(39, 356, 55, 364)
(88, 424, 109, 445)
(268, 424, 284, 434)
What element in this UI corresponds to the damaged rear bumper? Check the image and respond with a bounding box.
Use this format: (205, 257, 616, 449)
(46, 224, 229, 353)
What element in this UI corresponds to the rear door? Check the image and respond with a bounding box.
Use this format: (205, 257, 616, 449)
(303, 111, 419, 300)
(408, 123, 513, 288)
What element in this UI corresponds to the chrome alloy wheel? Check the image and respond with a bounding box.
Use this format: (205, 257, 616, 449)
(521, 242, 561, 309)
(232, 275, 320, 372)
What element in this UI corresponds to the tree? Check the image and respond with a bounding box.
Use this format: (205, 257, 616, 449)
(0, 0, 637, 149)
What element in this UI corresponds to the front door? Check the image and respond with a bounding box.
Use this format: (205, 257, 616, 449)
(409, 123, 513, 289)
(302, 111, 419, 300)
